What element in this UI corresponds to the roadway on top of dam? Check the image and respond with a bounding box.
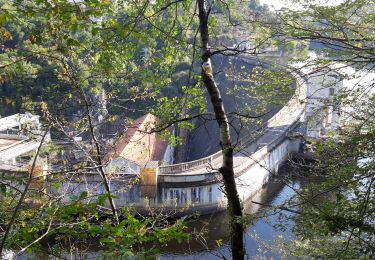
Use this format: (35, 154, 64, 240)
(0, 57, 307, 178)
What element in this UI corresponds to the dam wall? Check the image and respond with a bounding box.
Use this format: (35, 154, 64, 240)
(51, 70, 307, 216)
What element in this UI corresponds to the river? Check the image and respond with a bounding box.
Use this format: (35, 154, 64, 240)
(2, 162, 303, 260)
(158, 162, 299, 259)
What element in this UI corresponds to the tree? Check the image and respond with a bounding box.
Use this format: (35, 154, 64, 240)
(273, 97, 375, 258)
(0, 0, 194, 258)
(197, 1, 244, 259)
(248, 0, 375, 258)
(2, 0, 349, 258)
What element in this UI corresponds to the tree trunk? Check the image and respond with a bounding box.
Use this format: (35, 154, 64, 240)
(197, 1, 244, 259)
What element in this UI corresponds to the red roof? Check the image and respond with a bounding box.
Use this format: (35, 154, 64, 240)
(112, 113, 168, 167)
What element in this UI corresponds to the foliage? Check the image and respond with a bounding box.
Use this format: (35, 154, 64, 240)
(228, 65, 295, 112)
(1, 186, 188, 258)
(254, 1, 375, 257)
(230, 0, 375, 258)
(1, 0, 373, 258)
(275, 0, 375, 65)
(287, 96, 374, 258)
(0, 0, 199, 257)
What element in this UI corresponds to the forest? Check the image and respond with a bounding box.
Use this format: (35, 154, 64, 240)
(0, 0, 374, 259)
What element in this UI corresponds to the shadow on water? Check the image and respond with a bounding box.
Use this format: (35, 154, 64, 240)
(5, 164, 305, 260)
(158, 164, 300, 259)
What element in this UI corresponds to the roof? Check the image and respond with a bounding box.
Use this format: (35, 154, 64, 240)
(112, 113, 168, 167)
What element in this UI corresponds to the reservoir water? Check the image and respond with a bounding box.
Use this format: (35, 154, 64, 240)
(2, 163, 304, 259)
(158, 167, 299, 259)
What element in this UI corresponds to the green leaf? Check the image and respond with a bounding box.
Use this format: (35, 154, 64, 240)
(0, 14, 7, 26)
(79, 191, 88, 200)
(0, 183, 6, 194)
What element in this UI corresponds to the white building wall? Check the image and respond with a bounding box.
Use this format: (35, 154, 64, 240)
(305, 70, 344, 137)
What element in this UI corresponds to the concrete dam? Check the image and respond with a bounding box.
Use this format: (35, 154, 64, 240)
(54, 67, 308, 216)
(0, 59, 309, 217)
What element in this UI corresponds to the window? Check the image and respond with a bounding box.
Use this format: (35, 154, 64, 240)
(170, 190, 173, 200)
(191, 188, 197, 203)
(174, 190, 180, 205)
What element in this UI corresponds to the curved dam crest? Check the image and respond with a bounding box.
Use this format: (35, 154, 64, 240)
(53, 64, 308, 216)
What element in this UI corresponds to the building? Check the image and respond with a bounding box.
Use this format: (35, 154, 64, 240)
(299, 62, 374, 138)
(105, 113, 174, 175)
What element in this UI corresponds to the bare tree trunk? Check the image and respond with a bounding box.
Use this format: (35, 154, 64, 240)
(63, 61, 119, 225)
(77, 85, 120, 225)
(197, 1, 244, 259)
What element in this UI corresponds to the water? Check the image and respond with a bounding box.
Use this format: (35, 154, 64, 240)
(158, 173, 300, 259)
(3, 165, 302, 259)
